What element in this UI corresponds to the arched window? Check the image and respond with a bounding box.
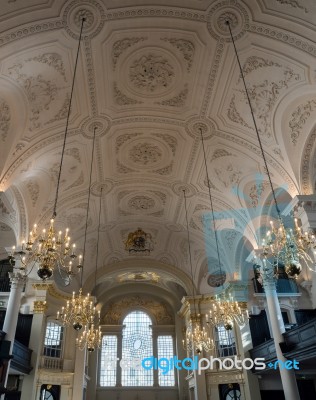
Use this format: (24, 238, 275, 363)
(99, 309, 175, 388)
(122, 310, 153, 386)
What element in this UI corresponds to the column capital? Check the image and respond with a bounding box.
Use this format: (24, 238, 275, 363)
(33, 300, 47, 314)
(8, 271, 27, 288)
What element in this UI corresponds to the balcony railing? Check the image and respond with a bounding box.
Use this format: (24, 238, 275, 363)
(40, 356, 63, 370)
(11, 340, 32, 374)
(250, 317, 316, 368)
(249, 338, 276, 363)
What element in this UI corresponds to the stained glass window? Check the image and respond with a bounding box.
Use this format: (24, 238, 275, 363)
(122, 311, 153, 386)
(43, 321, 63, 358)
(100, 335, 117, 386)
(157, 335, 175, 386)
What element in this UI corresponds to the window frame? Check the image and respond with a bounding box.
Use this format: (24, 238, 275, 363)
(42, 320, 64, 359)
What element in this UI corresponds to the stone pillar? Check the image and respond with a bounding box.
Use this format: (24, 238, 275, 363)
(262, 261, 300, 400)
(72, 345, 87, 400)
(192, 352, 207, 400)
(2, 271, 26, 390)
(86, 344, 98, 399)
(20, 290, 48, 400)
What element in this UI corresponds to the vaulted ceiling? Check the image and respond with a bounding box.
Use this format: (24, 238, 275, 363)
(0, 0, 315, 298)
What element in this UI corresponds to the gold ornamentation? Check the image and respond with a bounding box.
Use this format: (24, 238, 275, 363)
(124, 228, 154, 253)
(117, 271, 160, 283)
(33, 300, 47, 313)
(103, 295, 173, 324)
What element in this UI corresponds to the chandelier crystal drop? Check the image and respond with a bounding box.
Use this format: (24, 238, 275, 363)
(207, 295, 249, 331)
(57, 289, 100, 331)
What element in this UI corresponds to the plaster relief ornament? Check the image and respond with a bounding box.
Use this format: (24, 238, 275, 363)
(129, 54, 175, 93)
(130, 142, 162, 166)
(124, 227, 154, 254)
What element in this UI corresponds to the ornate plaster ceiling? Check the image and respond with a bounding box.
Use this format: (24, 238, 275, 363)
(0, 0, 316, 297)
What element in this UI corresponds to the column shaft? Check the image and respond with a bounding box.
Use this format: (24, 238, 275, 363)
(2, 272, 26, 389)
(72, 345, 87, 400)
(264, 280, 300, 400)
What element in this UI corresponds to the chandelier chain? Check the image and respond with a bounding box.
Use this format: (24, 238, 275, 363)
(183, 190, 197, 305)
(53, 17, 86, 219)
(81, 125, 97, 287)
(226, 21, 281, 219)
(94, 186, 103, 293)
(199, 128, 223, 284)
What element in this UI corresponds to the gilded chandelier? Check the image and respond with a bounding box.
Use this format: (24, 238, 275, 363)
(262, 218, 316, 278)
(76, 322, 102, 353)
(9, 220, 80, 280)
(207, 295, 248, 331)
(183, 316, 214, 354)
(57, 289, 100, 331)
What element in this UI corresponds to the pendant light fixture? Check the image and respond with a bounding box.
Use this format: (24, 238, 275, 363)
(226, 20, 315, 278)
(8, 18, 87, 282)
(57, 126, 99, 331)
(182, 190, 214, 354)
(76, 187, 103, 352)
(199, 127, 248, 330)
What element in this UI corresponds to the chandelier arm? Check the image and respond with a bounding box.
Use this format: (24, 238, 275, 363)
(52, 18, 85, 219)
(81, 126, 97, 288)
(199, 127, 223, 283)
(226, 21, 281, 220)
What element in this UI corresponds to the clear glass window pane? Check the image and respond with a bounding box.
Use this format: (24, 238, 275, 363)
(157, 336, 175, 386)
(100, 335, 117, 387)
(43, 321, 63, 358)
(122, 311, 153, 386)
(215, 325, 236, 357)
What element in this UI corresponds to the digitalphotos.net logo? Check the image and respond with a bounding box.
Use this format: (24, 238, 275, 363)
(104, 356, 299, 375)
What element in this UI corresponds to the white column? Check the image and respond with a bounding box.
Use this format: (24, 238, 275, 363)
(262, 262, 300, 400)
(86, 346, 98, 399)
(2, 271, 26, 387)
(72, 345, 87, 400)
(20, 298, 47, 400)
